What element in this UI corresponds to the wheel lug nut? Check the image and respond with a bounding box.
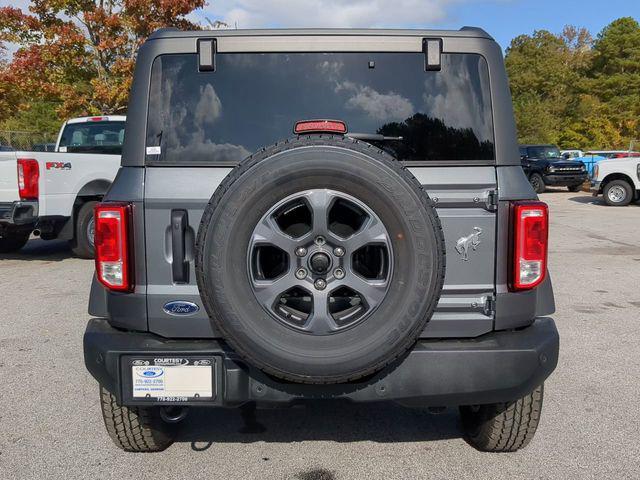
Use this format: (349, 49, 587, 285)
(295, 246, 307, 257)
(333, 247, 345, 257)
(334, 268, 345, 279)
(295, 268, 307, 279)
(315, 236, 326, 246)
(314, 278, 327, 290)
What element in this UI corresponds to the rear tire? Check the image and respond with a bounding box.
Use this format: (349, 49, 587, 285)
(0, 231, 30, 253)
(460, 384, 544, 452)
(603, 179, 632, 206)
(529, 173, 546, 194)
(99, 387, 175, 452)
(70, 200, 97, 258)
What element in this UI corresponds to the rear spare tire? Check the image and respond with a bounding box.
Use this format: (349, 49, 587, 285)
(196, 136, 445, 384)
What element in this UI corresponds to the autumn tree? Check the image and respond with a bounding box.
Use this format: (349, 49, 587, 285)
(0, 0, 206, 131)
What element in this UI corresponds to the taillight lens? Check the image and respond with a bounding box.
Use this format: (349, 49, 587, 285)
(510, 201, 548, 291)
(294, 119, 347, 134)
(17, 159, 39, 200)
(95, 203, 133, 292)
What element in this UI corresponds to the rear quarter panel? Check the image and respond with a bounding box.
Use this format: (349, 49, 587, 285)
(598, 159, 640, 189)
(34, 152, 121, 216)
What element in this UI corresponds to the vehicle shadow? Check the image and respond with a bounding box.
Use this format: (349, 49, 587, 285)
(175, 401, 462, 451)
(568, 195, 640, 207)
(0, 238, 75, 262)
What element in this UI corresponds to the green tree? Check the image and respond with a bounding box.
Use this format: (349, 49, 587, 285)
(588, 17, 640, 143)
(505, 26, 593, 147)
(506, 18, 640, 149)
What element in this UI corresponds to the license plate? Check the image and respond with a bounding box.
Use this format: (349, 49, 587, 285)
(129, 357, 214, 401)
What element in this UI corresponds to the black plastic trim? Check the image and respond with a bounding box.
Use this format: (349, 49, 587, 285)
(0, 200, 38, 225)
(85, 317, 559, 407)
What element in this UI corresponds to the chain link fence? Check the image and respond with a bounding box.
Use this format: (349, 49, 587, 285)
(0, 131, 57, 151)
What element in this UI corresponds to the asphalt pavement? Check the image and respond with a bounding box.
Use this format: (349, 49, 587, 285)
(1, 189, 639, 479)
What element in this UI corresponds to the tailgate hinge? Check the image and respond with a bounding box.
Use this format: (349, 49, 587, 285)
(483, 295, 496, 317)
(485, 189, 498, 211)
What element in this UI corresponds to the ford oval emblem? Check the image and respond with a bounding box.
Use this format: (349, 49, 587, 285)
(163, 301, 200, 316)
(136, 367, 163, 378)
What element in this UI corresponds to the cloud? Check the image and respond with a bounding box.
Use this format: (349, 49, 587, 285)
(148, 61, 250, 162)
(194, 84, 222, 125)
(337, 81, 414, 121)
(423, 55, 494, 141)
(206, 0, 461, 28)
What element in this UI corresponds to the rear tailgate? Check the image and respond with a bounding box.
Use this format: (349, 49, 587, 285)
(0, 151, 19, 203)
(144, 165, 496, 339)
(137, 37, 503, 339)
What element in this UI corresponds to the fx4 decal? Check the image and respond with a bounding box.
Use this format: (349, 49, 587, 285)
(46, 161, 72, 170)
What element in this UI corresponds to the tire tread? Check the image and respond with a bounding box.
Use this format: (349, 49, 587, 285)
(99, 387, 174, 452)
(461, 384, 544, 452)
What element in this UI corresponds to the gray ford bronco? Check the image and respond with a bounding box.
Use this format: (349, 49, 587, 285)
(83, 28, 559, 453)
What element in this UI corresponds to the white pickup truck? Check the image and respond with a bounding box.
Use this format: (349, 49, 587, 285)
(590, 156, 640, 206)
(0, 116, 125, 256)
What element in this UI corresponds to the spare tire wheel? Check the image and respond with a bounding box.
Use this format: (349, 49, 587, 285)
(196, 136, 445, 384)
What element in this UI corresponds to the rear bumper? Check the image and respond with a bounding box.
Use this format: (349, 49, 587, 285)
(84, 317, 559, 407)
(0, 200, 38, 226)
(543, 173, 588, 186)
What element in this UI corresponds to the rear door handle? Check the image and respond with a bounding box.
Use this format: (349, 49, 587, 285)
(171, 210, 189, 283)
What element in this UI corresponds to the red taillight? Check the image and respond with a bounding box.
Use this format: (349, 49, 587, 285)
(294, 119, 347, 135)
(17, 158, 39, 200)
(88, 116, 106, 122)
(510, 201, 548, 291)
(95, 203, 133, 292)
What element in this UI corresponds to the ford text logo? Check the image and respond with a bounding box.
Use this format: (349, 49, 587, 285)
(163, 301, 200, 316)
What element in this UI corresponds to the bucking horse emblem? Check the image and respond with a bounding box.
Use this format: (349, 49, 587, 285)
(455, 227, 483, 261)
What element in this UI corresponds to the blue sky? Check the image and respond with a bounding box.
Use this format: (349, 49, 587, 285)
(438, 0, 640, 49)
(3, 0, 639, 51)
(199, 0, 639, 50)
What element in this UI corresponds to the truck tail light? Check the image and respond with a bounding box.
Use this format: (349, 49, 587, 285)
(510, 201, 548, 291)
(95, 203, 133, 292)
(17, 159, 39, 200)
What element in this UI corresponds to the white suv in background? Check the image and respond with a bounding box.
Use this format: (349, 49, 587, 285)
(591, 156, 640, 206)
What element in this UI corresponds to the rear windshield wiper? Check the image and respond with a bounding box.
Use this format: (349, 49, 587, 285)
(346, 133, 404, 142)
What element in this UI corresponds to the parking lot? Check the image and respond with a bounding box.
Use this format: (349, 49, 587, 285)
(1, 189, 639, 480)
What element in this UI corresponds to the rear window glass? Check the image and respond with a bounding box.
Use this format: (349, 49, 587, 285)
(59, 121, 125, 155)
(146, 52, 494, 164)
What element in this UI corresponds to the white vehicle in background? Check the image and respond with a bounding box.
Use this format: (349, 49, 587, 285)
(590, 156, 640, 206)
(0, 116, 125, 256)
(560, 149, 584, 159)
